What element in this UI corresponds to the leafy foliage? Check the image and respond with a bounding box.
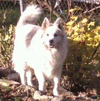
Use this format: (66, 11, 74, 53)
(0, 5, 19, 68)
(0, 25, 15, 68)
(64, 7, 100, 90)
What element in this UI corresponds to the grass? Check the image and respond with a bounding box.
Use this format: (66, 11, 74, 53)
(0, 4, 20, 27)
(0, 4, 20, 68)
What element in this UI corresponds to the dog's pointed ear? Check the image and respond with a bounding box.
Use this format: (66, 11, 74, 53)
(54, 18, 63, 30)
(41, 17, 50, 30)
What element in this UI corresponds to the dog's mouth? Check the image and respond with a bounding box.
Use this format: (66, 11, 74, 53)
(44, 43, 57, 49)
(49, 44, 56, 48)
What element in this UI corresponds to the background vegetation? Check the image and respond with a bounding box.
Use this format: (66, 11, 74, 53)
(0, 3, 20, 68)
(64, 7, 100, 93)
(0, 0, 100, 96)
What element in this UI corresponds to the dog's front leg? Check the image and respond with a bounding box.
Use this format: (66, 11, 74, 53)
(35, 71, 45, 93)
(53, 74, 61, 96)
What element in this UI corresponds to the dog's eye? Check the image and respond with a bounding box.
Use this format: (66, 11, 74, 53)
(47, 34, 49, 36)
(54, 34, 58, 37)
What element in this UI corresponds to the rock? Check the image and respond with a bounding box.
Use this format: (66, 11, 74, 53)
(51, 97, 62, 101)
(0, 68, 15, 78)
(33, 90, 53, 100)
(6, 72, 20, 82)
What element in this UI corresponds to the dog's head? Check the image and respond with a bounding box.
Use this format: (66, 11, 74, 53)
(41, 17, 64, 49)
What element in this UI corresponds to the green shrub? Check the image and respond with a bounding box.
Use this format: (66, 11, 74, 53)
(64, 7, 100, 90)
(0, 25, 15, 68)
(0, 6, 20, 26)
(0, 5, 19, 68)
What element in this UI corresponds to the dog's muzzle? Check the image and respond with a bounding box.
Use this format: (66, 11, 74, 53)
(49, 39, 55, 48)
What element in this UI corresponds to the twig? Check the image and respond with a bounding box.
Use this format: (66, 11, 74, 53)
(84, 6, 100, 13)
(37, 0, 65, 23)
(0, 79, 20, 86)
(19, 0, 26, 15)
(90, 43, 100, 60)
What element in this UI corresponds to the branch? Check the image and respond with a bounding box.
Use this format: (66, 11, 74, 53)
(84, 6, 100, 13)
(0, 79, 20, 87)
(90, 43, 100, 60)
(37, 0, 65, 23)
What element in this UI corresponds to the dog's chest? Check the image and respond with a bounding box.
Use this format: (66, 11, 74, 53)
(44, 48, 61, 63)
(42, 49, 62, 76)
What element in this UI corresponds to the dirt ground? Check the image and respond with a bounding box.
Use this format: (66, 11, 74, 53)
(0, 83, 97, 101)
(0, 68, 100, 101)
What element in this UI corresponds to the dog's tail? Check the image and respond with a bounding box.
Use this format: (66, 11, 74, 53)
(17, 5, 42, 26)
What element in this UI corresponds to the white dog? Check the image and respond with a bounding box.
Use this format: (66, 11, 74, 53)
(12, 5, 68, 96)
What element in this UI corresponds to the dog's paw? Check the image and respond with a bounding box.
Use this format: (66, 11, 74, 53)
(53, 90, 59, 97)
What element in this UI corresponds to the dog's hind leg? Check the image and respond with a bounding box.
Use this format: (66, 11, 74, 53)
(14, 63, 26, 85)
(16, 67, 26, 85)
(20, 70, 26, 85)
(26, 70, 33, 86)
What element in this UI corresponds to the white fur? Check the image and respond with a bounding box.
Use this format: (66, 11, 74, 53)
(12, 5, 68, 96)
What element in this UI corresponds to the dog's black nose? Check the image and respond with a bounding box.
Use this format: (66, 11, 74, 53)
(49, 40, 53, 44)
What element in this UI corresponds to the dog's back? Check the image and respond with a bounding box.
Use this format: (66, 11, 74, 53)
(12, 5, 42, 66)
